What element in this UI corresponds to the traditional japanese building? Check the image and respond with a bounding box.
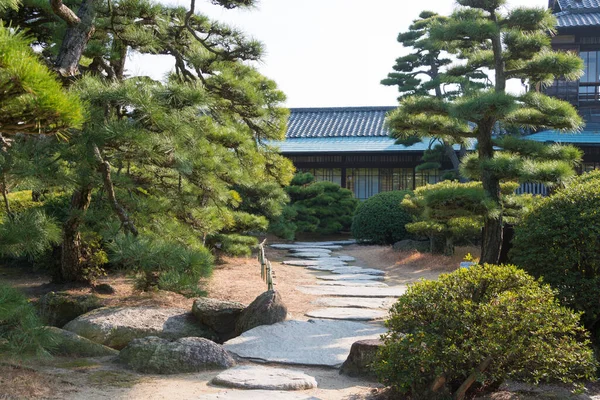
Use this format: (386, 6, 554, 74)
(273, 1, 600, 200)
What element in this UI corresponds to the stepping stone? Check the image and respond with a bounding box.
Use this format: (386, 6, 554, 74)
(288, 248, 332, 254)
(293, 240, 356, 246)
(224, 319, 386, 367)
(211, 365, 317, 391)
(283, 260, 346, 267)
(313, 256, 355, 262)
(314, 266, 385, 276)
(290, 253, 333, 259)
(270, 244, 342, 250)
(317, 281, 388, 287)
(202, 391, 320, 400)
(316, 274, 384, 281)
(298, 285, 406, 298)
(312, 297, 397, 309)
(305, 308, 388, 321)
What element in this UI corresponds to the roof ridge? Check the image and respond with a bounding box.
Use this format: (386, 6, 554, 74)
(289, 106, 397, 113)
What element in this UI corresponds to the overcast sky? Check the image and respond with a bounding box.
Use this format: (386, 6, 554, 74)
(128, 0, 551, 108)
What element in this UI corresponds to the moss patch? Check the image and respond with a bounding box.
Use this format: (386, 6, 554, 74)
(87, 370, 140, 388)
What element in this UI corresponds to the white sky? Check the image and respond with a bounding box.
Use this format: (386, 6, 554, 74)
(127, 0, 550, 107)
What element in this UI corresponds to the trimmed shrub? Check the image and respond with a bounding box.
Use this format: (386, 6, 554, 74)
(510, 170, 600, 345)
(351, 190, 412, 245)
(374, 264, 597, 400)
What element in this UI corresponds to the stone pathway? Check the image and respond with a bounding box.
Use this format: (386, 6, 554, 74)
(218, 240, 404, 395)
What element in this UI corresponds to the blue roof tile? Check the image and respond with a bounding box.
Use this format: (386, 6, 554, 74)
(524, 127, 600, 144)
(286, 107, 395, 138)
(555, 0, 600, 27)
(557, 0, 600, 11)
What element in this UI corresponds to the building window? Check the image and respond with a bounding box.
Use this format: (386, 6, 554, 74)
(379, 168, 414, 192)
(580, 51, 600, 102)
(415, 169, 440, 187)
(300, 168, 342, 186)
(346, 168, 380, 200)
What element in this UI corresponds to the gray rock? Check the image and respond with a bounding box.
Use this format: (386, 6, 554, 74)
(192, 298, 245, 339)
(270, 244, 342, 250)
(298, 285, 406, 298)
(305, 307, 387, 321)
(316, 274, 384, 281)
(314, 256, 355, 262)
(312, 297, 397, 310)
(211, 365, 317, 390)
(294, 240, 356, 246)
(47, 326, 119, 357)
(224, 319, 386, 367)
(235, 290, 287, 335)
(64, 307, 218, 349)
(316, 281, 387, 287)
(339, 339, 383, 379)
(119, 336, 234, 374)
(36, 292, 102, 328)
(460, 261, 477, 269)
(202, 391, 320, 400)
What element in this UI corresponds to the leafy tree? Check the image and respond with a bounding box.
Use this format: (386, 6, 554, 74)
(511, 170, 600, 347)
(1, 0, 294, 291)
(374, 264, 597, 400)
(271, 172, 358, 239)
(386, 2, 584, 263)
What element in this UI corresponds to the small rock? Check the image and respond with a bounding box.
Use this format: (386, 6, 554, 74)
(47, 326, 118, 357)
(36, 292, 101, 328)
(235, 290, 287, 335)
(192, 298, 245, 341)
(339, 339, 383, 379)
(211, 365, 317, 390)
(64, 307, 218, 349)
(93, 283, 116, 295)
(119, 336, 235, 374)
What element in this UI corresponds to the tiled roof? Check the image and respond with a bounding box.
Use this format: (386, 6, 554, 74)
(271, 137, 476, 154)
(286, 107, 396, 138)
(524, 126, 600, 144)
(555, 0, 600, 27)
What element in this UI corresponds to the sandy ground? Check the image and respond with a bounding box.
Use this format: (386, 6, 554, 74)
(0, 244, 477, 400)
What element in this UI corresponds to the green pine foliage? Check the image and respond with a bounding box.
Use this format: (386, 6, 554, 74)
(510, 171, 600, 346)
(374, 264, 597, 399)
(386, 1, 584, 263)
(0, 284, 55, 357)
(0, 209, 61, 259)
(271, 173, 358, 239)
(351, 190, 412, 245)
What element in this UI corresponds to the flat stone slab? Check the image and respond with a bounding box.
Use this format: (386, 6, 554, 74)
(308, 266, 385, 276)
(211, 365, 317, 390)
(313, 297, 397, 309)
(298, 285, 406, 298)
(271, 244, 342, 250)
(305, 308, 388, 321)
(202, 391, 320, 400)
(288, 248, 332, 254)
(313, 256, 355, 262)
(293, 240, 356, 246)
(283, 260, 346, 267)
(316, 274, 384, 281)
(224, 319, 386, 367)
(290, 253, 334, 259)
(317, 281, 388, 287)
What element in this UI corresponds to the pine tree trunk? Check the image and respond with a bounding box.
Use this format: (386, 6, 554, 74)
(60, 184, 93, 282)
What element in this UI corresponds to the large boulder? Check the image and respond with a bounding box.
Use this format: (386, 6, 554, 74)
(192, 298, 245, 341)
(47, 326, 119, 357)
(63, 306, 217, 349)
(235, 290, 287, 335)
(339, 339, 383, 379)
(36, 292, 102, 328)
(119, 336, 235, 374)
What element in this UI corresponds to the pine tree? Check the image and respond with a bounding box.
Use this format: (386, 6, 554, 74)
(386, 2, 584, 263)
(1, 0, 294, 288)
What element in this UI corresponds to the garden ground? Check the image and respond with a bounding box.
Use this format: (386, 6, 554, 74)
(2, 243, 598, 399)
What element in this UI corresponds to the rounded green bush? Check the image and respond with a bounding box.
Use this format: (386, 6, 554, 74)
(510, 170, 600, 344)
(374, 264, 596, 399)
(351, 190, 412, 244)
